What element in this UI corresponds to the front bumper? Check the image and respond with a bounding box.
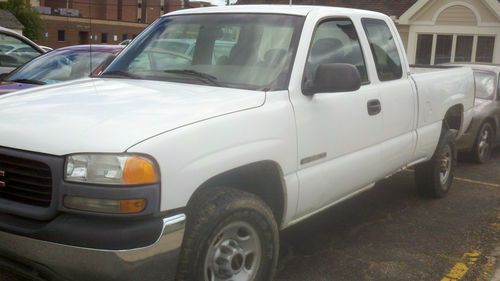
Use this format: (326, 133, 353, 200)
(0, 214, 185, 281)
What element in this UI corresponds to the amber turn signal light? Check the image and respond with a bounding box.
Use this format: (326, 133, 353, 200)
(64, 196, 147, 214)
(123, 157, 158, 185)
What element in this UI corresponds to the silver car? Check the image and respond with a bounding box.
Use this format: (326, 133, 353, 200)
(0, 27, 45, 74)
(455, 64, 500, 163)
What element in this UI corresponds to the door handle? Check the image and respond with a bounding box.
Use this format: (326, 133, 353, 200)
(367, 99, 381, 116)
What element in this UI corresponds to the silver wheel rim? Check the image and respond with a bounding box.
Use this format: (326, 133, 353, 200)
(439, 144, 452, 186)
(478, 128, 491, 161)
(204, 221, 261, 281)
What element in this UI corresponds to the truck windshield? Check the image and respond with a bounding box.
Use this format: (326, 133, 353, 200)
(102, 14, 304, 91)
(474, 71, 496, 100)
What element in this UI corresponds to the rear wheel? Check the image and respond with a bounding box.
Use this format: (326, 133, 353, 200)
(176, 187, 279, 281)
(471, 122, 495, 164)
(415, 129, 456, 198)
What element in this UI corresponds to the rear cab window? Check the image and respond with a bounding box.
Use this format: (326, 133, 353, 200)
(361, 18, 403, 82)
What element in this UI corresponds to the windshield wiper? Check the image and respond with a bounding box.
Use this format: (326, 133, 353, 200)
(99, 70, 140, 79)
(164, 69, 221, 86)
(10, 79, 46, 85)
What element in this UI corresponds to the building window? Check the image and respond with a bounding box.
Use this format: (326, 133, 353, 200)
(415, 34, 433, 65)
(435, 35, 453, 64)
(122, 34, 128, 41)
(101, 33, 108, 43)
(455, 36, 473, 62)
(476, 36, 495, 63)
(415, 34, 496, 65)
(57, 30, 65, 41)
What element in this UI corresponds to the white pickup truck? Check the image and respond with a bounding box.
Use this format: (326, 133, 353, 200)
(0, 5, 474, 281)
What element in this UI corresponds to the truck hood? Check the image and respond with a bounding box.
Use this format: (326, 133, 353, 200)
(0, 78, 265, 155)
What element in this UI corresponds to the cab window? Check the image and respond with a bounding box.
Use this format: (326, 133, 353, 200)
(304, 19, 368, 84)
(362, 18, 403, 81)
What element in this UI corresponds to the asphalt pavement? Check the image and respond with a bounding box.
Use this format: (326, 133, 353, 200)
(275, 149, 500, 281)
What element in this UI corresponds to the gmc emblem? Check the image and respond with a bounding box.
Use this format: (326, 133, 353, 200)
(0, 170, 4, 188)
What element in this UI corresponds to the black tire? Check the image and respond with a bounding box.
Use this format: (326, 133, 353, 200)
(471, 122, 495, 164)
(415, 129, 456, 198)
(176, 187, 279, 281)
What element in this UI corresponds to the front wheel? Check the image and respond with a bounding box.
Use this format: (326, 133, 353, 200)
(471, 122, 495, 164)
(415, 129, 456, 198)
(176, 187, 279, 281)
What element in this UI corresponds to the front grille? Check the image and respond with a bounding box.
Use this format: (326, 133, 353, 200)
(0, 154, 52, 207)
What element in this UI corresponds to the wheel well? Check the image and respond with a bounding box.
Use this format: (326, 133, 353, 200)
(188, 161, 286, 226)
(443, 104, 463, 131)
(483, 118, 497, 137)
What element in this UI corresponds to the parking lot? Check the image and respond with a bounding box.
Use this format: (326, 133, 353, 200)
(0, 151, 498, 281)
(275, 150, 500, 281)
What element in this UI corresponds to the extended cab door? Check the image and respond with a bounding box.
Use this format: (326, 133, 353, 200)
(361, 18, 417, 175)
(289, 17, 386, 219)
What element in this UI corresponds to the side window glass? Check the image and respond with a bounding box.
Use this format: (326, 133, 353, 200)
(305, 19, 368, 84)
(362, 18, 403, 81)
(0, 33, 40, 67)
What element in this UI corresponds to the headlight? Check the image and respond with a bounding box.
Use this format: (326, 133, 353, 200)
(65, 154, 159, 185)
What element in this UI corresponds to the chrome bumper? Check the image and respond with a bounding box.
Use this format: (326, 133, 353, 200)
(0, 214, 185, 281)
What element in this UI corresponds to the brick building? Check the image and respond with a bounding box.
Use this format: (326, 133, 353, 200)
(31, 0, 194, 48)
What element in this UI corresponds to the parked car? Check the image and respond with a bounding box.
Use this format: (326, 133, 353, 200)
(0, 26, 44, 74)
(454, 64, 500, 163)
(0, 44, 124, 95)
(0, 6, 475, 281)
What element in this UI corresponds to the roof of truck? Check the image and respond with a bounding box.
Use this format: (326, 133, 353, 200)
(166, 4, 386, 17)
(235, 0, 418, 17)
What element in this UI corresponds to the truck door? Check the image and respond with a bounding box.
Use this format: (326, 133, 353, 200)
(289, 18, 385, 219)
(361, 18, 417, 174)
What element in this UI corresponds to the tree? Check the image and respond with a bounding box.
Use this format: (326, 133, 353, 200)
(0, 0, 43, 40)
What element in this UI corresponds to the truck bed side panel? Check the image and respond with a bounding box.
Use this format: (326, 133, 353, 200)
(411, 67, 475, 159)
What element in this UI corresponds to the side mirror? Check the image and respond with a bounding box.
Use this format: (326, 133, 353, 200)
(303, 63, 362, 95)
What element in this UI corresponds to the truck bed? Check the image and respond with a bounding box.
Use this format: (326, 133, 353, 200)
(410, 65, 475, 139)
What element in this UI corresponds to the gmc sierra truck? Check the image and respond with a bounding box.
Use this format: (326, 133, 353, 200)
(0, 5, 474, 281)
